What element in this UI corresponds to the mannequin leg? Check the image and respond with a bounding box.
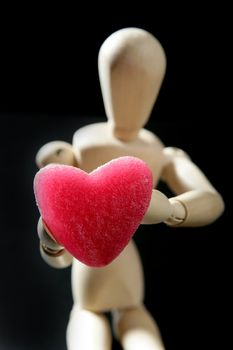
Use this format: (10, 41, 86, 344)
(112, 305, 165, 350)
(66, 305, 112, 350)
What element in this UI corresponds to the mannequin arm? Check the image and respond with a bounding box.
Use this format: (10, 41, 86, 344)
(161, 147, 225, 227)
(36, 141, 77, 168)
(35, 141, 77, 267)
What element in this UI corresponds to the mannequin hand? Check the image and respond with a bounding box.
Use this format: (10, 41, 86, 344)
(142, 189, 173, 224)
(37, 216, 63, 253)
(37, 216, 73, 268)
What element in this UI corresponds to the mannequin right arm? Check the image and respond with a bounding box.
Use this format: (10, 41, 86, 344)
(35, 141, 76, 268)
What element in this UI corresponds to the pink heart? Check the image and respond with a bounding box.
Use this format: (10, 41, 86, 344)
(34, 156, 153, 267)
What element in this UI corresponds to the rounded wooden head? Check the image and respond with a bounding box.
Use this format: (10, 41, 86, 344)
(98, 28, 166, 141)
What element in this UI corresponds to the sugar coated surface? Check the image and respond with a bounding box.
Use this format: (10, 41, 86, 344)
(34, 157, 153, 267)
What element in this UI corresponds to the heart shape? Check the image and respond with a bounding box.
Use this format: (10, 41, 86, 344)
(34, 156, 153, 267)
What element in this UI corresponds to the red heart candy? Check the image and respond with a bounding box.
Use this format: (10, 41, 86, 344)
(34, 156, 153, 267)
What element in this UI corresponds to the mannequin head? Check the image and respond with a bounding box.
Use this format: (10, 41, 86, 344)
(98, 28, 166, 141)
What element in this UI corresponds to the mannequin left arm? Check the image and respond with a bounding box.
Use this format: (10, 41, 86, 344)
(161, 147, 225, 227)
(142, 147, 224, 227)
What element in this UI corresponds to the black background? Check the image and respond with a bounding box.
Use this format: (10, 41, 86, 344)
(0, 4, 230, 350)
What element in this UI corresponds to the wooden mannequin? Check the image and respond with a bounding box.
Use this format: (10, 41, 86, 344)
(35, 28, 224, 350)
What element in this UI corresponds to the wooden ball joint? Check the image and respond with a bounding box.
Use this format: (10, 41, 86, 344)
(35, 28, 225, 350)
